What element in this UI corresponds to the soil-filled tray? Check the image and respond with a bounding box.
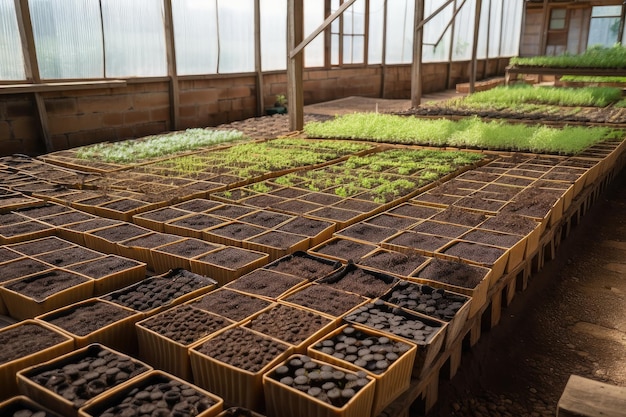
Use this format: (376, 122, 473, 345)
(308, 237, 377, 263)
(263, 354, 376, 417)
(317, 263, 398, 299)
(39, 210, 97, 227)
(428, 206, 488, 228)
(151, 238, 223, 273)
(357, 249, 429, 277)
(190, 246, 269, 286)
(66, 254, 146, 296)
(411, 258, 491, 317)
(334, 222, 398, 245)
(16, 344, 151, 417)
(136, 304, 234, 380)
(410, 220, 472, 239)
(57, 218, 122, 246)
(439, 240, 509, 286)
(0, 220, 55, 245)
(244, 303, 337, 353)
(279, 283, 368, 318)
(363, 213, 419, 230)
(479, 212, 542, 257)
(203, 222, 267, 247)
(307, 324, 416, 416)
(502, 186, 565, 230)
(343, 301, 447, 378)
(0, 395, 63, 417)
(275, 216, 336, 246)
(100, 268, 217, 317)
(460, 228, 527, 273)
(381, 280, 471, 349)
(117, 232, 185, 270)
(187, 288, 273, 324)
(382, 231, 453, 257)
(0, 246, 22, 263)
(264, 251, 342, 281)
(33, 246, 105, 268)
(164, 213, 228, 239)
(1, 269, 94, 320)
(83, 223, 152, 255)
(225, 268, 307, 300)
(36, 299, 142, 353)
(132, 206, 191, 232)
(0, 257, 54, 284)
(190, 326, 293, 410)
(77, 370, 224, 417)
(172, 198, 224, 213)
(0, 320, 74, 400)
(238, 209, 295, 229)
(243, 230, 310, 261)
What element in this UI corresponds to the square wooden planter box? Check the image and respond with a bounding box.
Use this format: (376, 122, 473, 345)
(190, 326, 294, 411)
(0, 395, 63, 417)
(56, 218, 123, 246)
(243, 230, 310, 261)
(164, 213, 228, 239)
(16, 344, 151, 417)
(381, 230, 453, 258)
(1, 269, 94, 320)
(263, 354, 376, 417)
(224, 268, 308, 301)
(36, 298, 143, 353)
(65, 254, 146, 296)
(136, 304, 234, 381)
(275, 215, 336, 247)
(100, 269, 218, 318)
(0, 320, 74, 400)
(117, 232, 186, 270)
(279, 282, 369, 319)
(77, 370, 224, 417)
(151, 238, 223, 273)
(0, 219, 55, 245)
(203, 221, 268, 247)
(357, 248, 430, 278)
(380, 280, 472, 350)
(343, 301, 447, 378)
(94, 198, 153, 222)
(190, 246, 269, 286)
(186, 288, 274, 324)
(132, 206, 192, 232)
(411, 258, 491, 318)
(83, 223, 153, 256)
(308, 237, 377, 264)
(264, 251, 343, 282)
(334, 222, 399, 245)
(316, 262, 399, 300)
(459, 228, 528, 274)
(437, 240, 509, 287)
(307, 324, 417, 416)
(244, 302, 338, 354)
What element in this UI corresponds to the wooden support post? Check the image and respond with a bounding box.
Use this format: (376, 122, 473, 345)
(254, 0, 265, 116)
(470, 315, 481, 347)
(446, 344, 462, 380)
(505, 279, 516, 306)
(287, 0, 304, 131)
(410, 0, 425, 107)
(163, 0, 179, 131)
(468, 0, 482, 94)
(490, 289, 502, 328)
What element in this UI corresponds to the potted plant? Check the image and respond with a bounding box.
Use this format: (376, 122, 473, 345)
(266, 94, 288, 115)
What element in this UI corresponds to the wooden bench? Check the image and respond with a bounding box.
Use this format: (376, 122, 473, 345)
(558, 375, 626, 417)
(505, 65, 626, 85)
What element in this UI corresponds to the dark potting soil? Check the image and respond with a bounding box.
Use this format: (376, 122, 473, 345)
(208, 204, 257, 220)
(443, 241, 507, 265)
(269, 187, 309, 199)
(238, 210, 293, 228)
(0, 247, 21, 263)
(89, 223, 151, 242)
(337, 223, 398, 244)
(62, 218, 122, 233)
(272, 199, 324, 214)
(67, 255, 143, 279)
(226, 268, 306, 299)
(503, 187, 563, 218)
(333, 198, 380, 213)
(411, 221, 471, 239)
(415, 258, 488, 289)
(266, 253, 340, 280)
(189, 289, 271, 322)
(195, 247, 267, 269)
(207, 222, 266, 241)
(15, 203, 71, 219)
(358, 250, 429, 276)
(139, 304, 232, 345)
(135, 207, 190, 222)
(479, 212, 538, 235)
(462, 229, 524, 248)
(242, 193, 287, 208)
(44, 300, 135, 336)
(0, 212, 30, 226)
(168, 213, 225, 230)
(320, 267, 397, 299)
(0, 257, 52, 283)
(431, 206, 487, 227)
(194, 326, 290, 373)
(154, 238, 220, 257)
(308, 206, 360, 222)
(364, 213, 417, 230)
(299, 191, 343, 206)
(247, 230, 307, 249)
(100, 198, 148, 212)
(313, 238, 377, 262)
(454, 196, 507, 213)
(121, 232, 183, 249)
(6, 270, 91, 301)
(276, 216, 334, 237)
(39, 211, 96, 226)
(281, 284, 367, 317)
(246, 303, 333, 346)
(386, 231, 452, 253)
(35, 246, 104, 267)
(0, 322, 68, 364)
(0, 220, 53, 238)
(457, 170, 500, 183)
(412, 192, 460, 206)
(25, 345, 149, 408)
(172, 198, 223, 212)
(494, 175, 535, 187)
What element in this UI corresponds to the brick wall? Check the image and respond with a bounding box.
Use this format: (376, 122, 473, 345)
(0, 59, 508, 156)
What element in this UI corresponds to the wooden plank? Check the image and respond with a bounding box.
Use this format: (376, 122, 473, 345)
(506, 65, 626, 77)
(287, 0, 304, 131)
(410, 0, 425, 107)
(558, 375, 626, 417)
(163, 0, 179, 131)
(469, 0, 482, 94)
(254, 0, 265, 116)
(34, 93, 53, 153)
(0, 80, 127, 95)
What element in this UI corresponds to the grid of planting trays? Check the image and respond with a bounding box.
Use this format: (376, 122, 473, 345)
(0, 125, 624, 417)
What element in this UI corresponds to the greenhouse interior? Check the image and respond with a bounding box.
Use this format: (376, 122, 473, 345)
(1, 0, 625, 416)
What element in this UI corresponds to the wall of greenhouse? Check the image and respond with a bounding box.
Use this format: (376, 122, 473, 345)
(0, 0, 523, 155)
